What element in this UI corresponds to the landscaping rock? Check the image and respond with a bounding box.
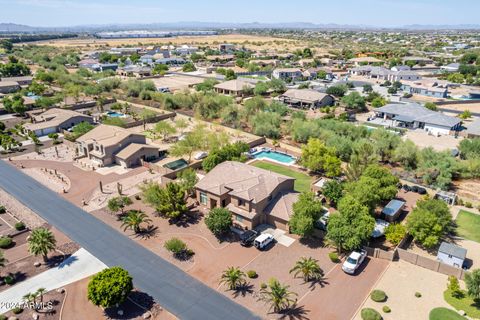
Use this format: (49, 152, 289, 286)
(32, 313, 39, 320)
(459, 310, 466, 316)
(33, 262, 41, 267)
(143, 313, 151, 319)
(56, 288, 65, 293)
(117, 310, 123, 316)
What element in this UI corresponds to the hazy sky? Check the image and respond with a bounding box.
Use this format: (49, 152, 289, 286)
(1, 0, 479, 27)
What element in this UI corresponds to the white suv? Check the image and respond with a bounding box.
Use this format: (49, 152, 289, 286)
(342, 250, 367, 274)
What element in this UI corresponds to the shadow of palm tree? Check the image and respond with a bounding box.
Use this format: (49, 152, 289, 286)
(231, 282, 254, 298)
(134, 225, 159, 239)
(277, 304, 310, 320)
(306, 276, 330, 290)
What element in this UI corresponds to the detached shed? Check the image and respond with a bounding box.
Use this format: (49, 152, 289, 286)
(381, 199, 406, 222)
(437, 242, 467, 268)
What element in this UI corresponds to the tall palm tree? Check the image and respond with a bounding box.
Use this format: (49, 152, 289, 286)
(22, 292, 33, 304)
(258, 278, 298, 313)
(28, 228, 56, 262)
(121, 210, 152, 234)
(289, 257, 324, 282)
(219, 267, 246, 290)
(36, 287, 47, 303)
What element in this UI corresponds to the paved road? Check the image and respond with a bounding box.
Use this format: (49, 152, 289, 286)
(0, 161, 259, 320)
(0, 248, 106, 313)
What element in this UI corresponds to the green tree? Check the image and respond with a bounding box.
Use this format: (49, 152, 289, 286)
(87, 267, 133, 308)
(202, 142, 249, 172)
(406, 199, 452, 248)
(254, 82, 269, 96)
(424, 102, 438, 111)
(28, 228, 56, 262)
(141, 182, 187, 219)
(289, 257, 324, 282)
(326, 195, 375, 252)
(370, 128, 401, 162)
(326, 85, 347, 97)
(258, 278, 298, 313)
(384, 223, 406, 245)
(139, 109, 156, 130)
(465, 269, 480, 300)
(205, 207, 232, 236)
(322, 180, 343, 206)
(169, 130, 204, 163)
(219, 267, 246, 290)
(393, 140, 418, 170)
(121, 210, 152, 234)
(153, 121, 176, 140)
(341, 92, 366, 111)
(459, 138, 480, 160)
(107, 196, 132, 216)
(289, 192, 324, 237)
(182, 62, 197, 72)
(300, 138, 341, 177)
(363, 84, 373, 93)
(371, 96, 387, 108)
(447, 275, 463, 298)
(195, 79, 219, 92)
(177, 168, 198, 197)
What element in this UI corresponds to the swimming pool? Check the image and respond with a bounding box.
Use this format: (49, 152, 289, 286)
(163, 158, 189, 171)
(252, 150, 296, 165)
(106, 111, 126, 118)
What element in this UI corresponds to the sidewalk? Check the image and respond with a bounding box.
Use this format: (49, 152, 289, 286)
(0, 248, 106, 313)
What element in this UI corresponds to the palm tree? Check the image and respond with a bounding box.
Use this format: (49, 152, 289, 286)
(36, 288, 47, 303)
(121, 210, 152, 234)
(219, 267, 246, 290)
(28, 228, 56, 262)
(289, 257, 324, 282)
(23, 292, 33, 304)
(258, 278, 298, 313)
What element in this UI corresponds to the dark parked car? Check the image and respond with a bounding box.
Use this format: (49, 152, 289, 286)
(417, 187, 427, 195)
(240, 230, 259, 247)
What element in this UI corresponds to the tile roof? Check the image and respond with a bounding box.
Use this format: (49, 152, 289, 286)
(281, 89, 332, 103)
(264, 191, 299, 222)
(24, 108, 91, 131)
(76, 124, 141, 147)
(115, 143, 158, 161)
(214, 79, 254, 92)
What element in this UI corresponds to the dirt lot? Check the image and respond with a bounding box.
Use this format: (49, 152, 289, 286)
(25, 34, 299, 51)
(353, 260, 450, 320)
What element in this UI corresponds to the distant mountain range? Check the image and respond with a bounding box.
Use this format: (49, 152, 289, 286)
(1, 21, 480, 33)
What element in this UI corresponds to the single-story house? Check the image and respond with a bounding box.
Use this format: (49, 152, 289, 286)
(1, 76, 33, 86)
(374, 103, 462, 136)
(437, 242, 467, 268)
(75, 124, 158, 168)
(24, 108, 93, 137)
(0, 81, 21, 94)
(402, 56, 434, 65)
(391, 65, 411, 72)
(381, 199, 406, 222)
(303, 67, 334, 80)
(280, 89, 334, 109)
(117, 65, 152, 78)
(401, 80, 449, 98)
(213, 79, 254, 97)
(388, 70, 421, 82)
(195, 161, 297, 231)
(272, 68, 303, 80)
(348, 57, 383, 66)
(440, 63, 460, 73)
(466, 119, 480, 138)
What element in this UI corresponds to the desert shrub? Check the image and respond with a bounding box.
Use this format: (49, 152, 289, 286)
(361, 308, 382, 320)
(0, 314, 7, 320)
(465, 202, 473, 208)
(4, 274, 15, 285)
(12, 307, 23, 314)
(260, 282, 267, 289)
(14, 221, 26, 231)
(247, 270, 257, 278)
(370, 289, 387, 302)
(328, 252, 340, 263)
(415, 292, 422, 298)
(0, 237, 12, 248)
(164, 238, 194, 259)
(382, 306, 391, 313)
(0, 206, 5, 214)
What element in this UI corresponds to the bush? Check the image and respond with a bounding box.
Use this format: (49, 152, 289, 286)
(164, 237, 193, 259)
(14, 221, 26, 231)
(328, 252, 340, 263)
(0, 236, 12, 249)
(415, 292, 422, 298)
(361, 308, 382, 320)
(87, 266, 133, 308)
(260, 282, 267, 289)
(370, 289, 387, 302)
(246, 270, 257, 278)
(0, 315, 7, 320)
(382, 306, 391, 313)
(465, 202, 473, 208)
(204, 208, 232, 236)
(12, 307, 23, 314)
(385, 223, 406, 246)
(4, 274, 15, 285)
(0, 206, 5, 214)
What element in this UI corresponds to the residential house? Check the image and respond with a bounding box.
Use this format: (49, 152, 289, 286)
(348, 57, 383, 66)
(174, 45, 197, 56)
(1, 76, 33, 86)
(402, 56, 434, 65)
(440, 63, 460, 73)
(391, 65, 411, 72)
(303, 67, 334, 80)
(213, 79, 254, 97)
(219, 43, 236, 52)
(116, 65, 152, 78)
(249, 59, 279, 67)
(0, 81, 21, 94)
(272, 68, 303, 81)
(401, 80, 448, 98)
(75, 124, 159, 168)
(279, 89, 334, 109)
(388, 70, 421, 82)
(466, 118, 480, 138)
(373, 103, 462, 136)
(195, 161, 297, 230)
(24, 108, 93, 137)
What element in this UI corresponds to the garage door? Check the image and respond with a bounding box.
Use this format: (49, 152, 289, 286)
(267, 216, 288, 231)
(40, 127, 57, 136)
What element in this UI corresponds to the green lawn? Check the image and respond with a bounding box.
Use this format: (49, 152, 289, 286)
(251, 161, 312, 193)
(444, 289, 480, 319)
(455, 210, 480, 243)
(429, 307, 466, 320)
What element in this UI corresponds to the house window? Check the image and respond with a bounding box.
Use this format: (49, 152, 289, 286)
(448, 254, 453, 258)
(199, 192, 208, 205)
(238, 199, 245, 207)
(235, 215, 243, 222)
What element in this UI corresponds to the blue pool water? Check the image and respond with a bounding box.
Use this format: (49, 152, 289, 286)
(106, 111, 125, 118)
(252, 151, 296, 164)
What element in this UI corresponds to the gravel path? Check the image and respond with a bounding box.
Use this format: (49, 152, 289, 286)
(0, 188, 45, 229)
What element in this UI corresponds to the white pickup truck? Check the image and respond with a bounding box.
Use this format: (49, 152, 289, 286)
(342, 250, 367, 274)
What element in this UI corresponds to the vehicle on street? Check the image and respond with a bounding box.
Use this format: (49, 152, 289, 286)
(253, 233, 274, 250)
(314, 211, 330, 231)
(342, 250, 367, 274)
(240, 229, 259, 247)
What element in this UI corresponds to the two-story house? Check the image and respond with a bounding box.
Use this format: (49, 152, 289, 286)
(272, 68, 303, 81)
(195, 161, 299, 231)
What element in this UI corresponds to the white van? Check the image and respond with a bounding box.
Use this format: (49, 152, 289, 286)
(253, 233, 274, 250)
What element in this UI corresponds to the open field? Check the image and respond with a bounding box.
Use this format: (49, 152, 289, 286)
(21, 34, 302, 50)
(250, 160, 312, 193)
(455, 210, 480, 243)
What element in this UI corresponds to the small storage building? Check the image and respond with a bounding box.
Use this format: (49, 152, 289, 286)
(437, 242, 467, 268)
(381, 199, 406, 222)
